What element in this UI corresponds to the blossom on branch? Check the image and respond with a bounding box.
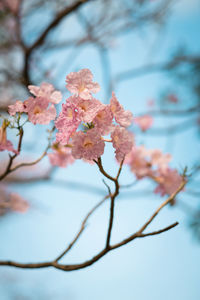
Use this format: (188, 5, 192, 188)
(8, 100, 27, 116)
(66, 69, 100, 100)
(25, 97, 56, 125)
(28, 82, 62, 104)
(111, 126, 134, 162)
(154, 168, 183, 196)
(110, 92, 133, 127)
(93, 104, 113, 135)
(125, 145, 153, 179)
(48, 144, 74, 167)
(8, 83, 62, 125)
(71, 128, 105, 160)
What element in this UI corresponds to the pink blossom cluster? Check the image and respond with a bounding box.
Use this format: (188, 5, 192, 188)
(5, 68, 183, 197)
(54, 69, 134, 162)
(125, 146, 183, 195)
(8, 83, 62, 125)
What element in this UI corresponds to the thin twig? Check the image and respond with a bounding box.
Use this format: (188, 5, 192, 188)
(55, 195, 109, 262)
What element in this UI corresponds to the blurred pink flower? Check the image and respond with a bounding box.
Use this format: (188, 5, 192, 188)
(154, 168, 183, 196)
(168, 94, 179, 103)
(134, 115, 153, 131)
(9, 193, 29, 213)
(48, 144, 74, 167)
(71, 128, 105, 160)
(150, 149, 171, 171)
(66, 69, 100, 100)
(28, 82, 62, 104)
(111, 126, 134, 162)
(110, 92, 133, 127)
(125, 145, 153, 179)
(0, 186, 29, 215)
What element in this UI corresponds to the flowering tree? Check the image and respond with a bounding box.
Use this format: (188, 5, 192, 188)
(0, 68, 186, 271)
(0, 6, 200, 298)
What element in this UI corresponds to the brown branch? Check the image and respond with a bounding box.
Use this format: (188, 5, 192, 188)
(111, 180, 186, 250)
(0, 184, 184, 271)
(0, 143, 49, 182)
(55, 194, 109, 262)
(23, 0, 91, 86)
(0, 160, 186, 272)
(0, 128, 24, 181)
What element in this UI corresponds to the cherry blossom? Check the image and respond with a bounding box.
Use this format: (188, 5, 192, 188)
(71, 128, 105, 160)
(150, 149, 171, 171)
(25, 97, 56, 125)
(111, 126, 134, 162)
(154, 168, 183, 196)
(48, 144, 74, 167)
(93, 104, 113, 135)
(28, 82, 62, 104)
(55, 100, 81, 144)
(66, 69, 100, 100)
(8, 100, 27, 116)
(125, 145, 153, 179)
(75, 97, 103, 123)
(110, 92, 133, 127)
(134, 115, 153, 131)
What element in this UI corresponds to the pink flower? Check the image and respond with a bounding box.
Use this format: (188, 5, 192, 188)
(71, 128, 105, 160)
(134, 115, 153, 131)
(154, 168, 183, 196)
(75, 97, 103, 123)
(28, 82, 62, 104)
(55, 99, 81, 144)
(110, 92, 133, 127)
(48, 144, 74, 167)
(111, 126, 134, 162)
(26, 97, 56, 125)
(93, 105, 113, 135)
(0, 121, 17, 154)
(125, 146, 153, 179)
(66, 69, 100, 100)
(150, 149, 171, 171)
(8, 100, 27, 116)
(9, 193, 29, 213)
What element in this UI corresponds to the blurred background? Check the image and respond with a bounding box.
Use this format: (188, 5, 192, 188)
(0, 0, 200, 299)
